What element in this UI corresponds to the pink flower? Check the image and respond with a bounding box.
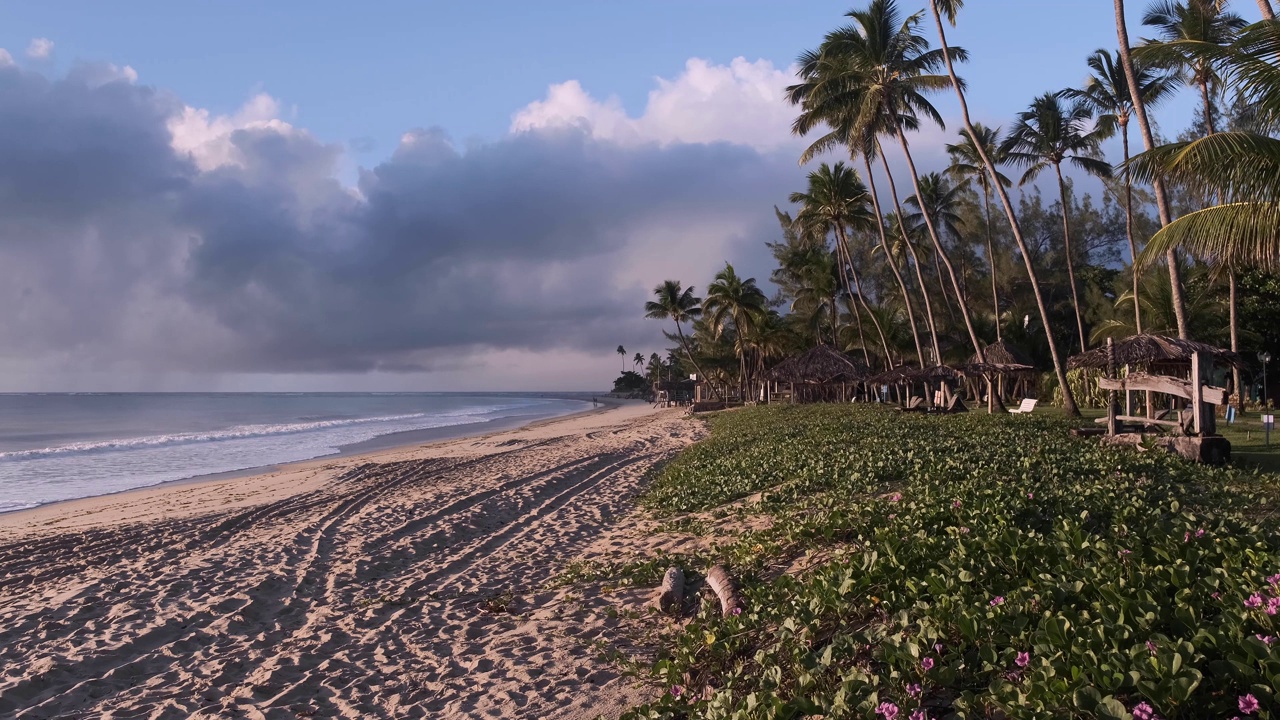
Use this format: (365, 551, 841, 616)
(670, 685, 684, 698)
(1184, 532, 1191, 542)
(1255, 633, 1276, 645)
(920, 657, 935, 671)
(1239, 693, 1260, 714)
(934, 643, 943, 653)
(730, 606, 742, 616)
(1267, 573, 1280, 586)
(952, 500, 962, 509)
(877, 702, 900, 719)
(1212, 592, 1222, 600)
(1246, 593, 1264, 609)
(1132, 702, 1159, 720)
(1268, 597, 1280, 616)
(959, 527, 970, 534)
(1195, 528, 1206, 538)
(906, 683, 922, 698)
(1015, 651, 1030, 668)
(1146, 640, 1158, 655)
(910, 711, 927, 720)
(990, 596, 1005, 607)
(1119, 549, 1132, 556)
(1027, 492, 1034, 499)
(888, 492, 902, 503)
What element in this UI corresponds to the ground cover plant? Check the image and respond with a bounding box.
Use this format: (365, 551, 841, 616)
(618, 405, 1280, 719)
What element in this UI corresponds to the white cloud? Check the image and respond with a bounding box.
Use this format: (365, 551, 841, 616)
(511, 57, 801, 152)
(168, 92, 299, 171)
(26, 38, 53, 60)
(0, 49, 13, 67)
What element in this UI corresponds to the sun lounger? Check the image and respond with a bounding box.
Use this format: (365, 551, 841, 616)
(1008, 398, 1037, 414)
(927, 394, 968, 414)
(896, 396, 924, 412)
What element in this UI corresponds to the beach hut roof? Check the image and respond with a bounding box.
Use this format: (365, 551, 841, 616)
(905, 365, 962, 382)
(968, 340, 1033, 368)
(868, 363, 918, 384)
(960, 361, 1035, 377)
(1067, 334, 1243, 370)
(768, 345, 869, 384)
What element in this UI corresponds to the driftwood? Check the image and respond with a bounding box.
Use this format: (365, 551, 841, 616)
(656, 566, 685, 613)
(705, 565, 745, 616)
(1097, 374, 1227, 406)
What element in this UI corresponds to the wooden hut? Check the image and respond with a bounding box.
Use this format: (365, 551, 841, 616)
(960, 340, 1037, 410)
(1068, 334, 1242, 463)
(766, 345, 870, 404)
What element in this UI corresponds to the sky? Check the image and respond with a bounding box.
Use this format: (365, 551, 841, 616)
(0, 1, 1267, 392)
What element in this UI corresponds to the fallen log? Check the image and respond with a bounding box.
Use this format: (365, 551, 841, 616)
(657, 566, 685, 613)
(705, 565, 744, 616)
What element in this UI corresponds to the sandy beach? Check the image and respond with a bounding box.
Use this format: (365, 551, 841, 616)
(0, 401, 703, 719)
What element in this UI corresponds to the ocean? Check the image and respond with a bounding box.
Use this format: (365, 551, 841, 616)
(0, 392, 594, 513)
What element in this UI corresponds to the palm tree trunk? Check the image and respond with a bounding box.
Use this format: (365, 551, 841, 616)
(674, 322, 718, 400)
(983, 184, 1003, 342)
(878, 148, 943, 365)
(1054, 165, 1088, 353)
(896, 128, 987, 364)
(1114, 0, 1189, 340)
(862, 153, 926, 368)
(1122, 122, 1143, 334)
(1199, 78, 1218, 135)
(1259, 0, 1277, 20)
(927, 0, 1079, 416)
(1230, 268, 1243, 413)
(933, 245, 957, 323)
(835, 224, 893, 367)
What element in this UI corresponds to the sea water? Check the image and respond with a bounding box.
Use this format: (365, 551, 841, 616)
(0, 393, 592, 513)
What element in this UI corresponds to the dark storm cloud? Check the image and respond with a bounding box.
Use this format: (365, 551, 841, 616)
(0, 62, 798, 375)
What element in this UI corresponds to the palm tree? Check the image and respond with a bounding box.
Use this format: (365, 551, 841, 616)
(788, 49, 929, 369)
(1143, 0, 1247, 136)
(904, 172, 968, 323)
(644, 281, 714, 394)
(1113, 0, 1190, 340)
(1001, 93, 1113, 354)
(797, 1, 987, 369)
(947, 124, 1013, 342)
(925, 0, 1080, 415)
(703, 264, 770, 402)
(1061, 49, 1177, 335)
(789, 162, 893, 363)
(616, 345, 626, 372)
(633, 352, 644, 372)
(1260, 0, 1277, 21)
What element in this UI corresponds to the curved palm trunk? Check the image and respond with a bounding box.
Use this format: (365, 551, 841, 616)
(1259, 0, 1277, 20)
(928, 0, 1079, 415)
(862, 154, 926, 368)
(877, 148, 943, 365)
(834, 224, 893, 367)
(1121, 122, 1143, 334)
(1114, 0, 1189, 340)
(933, 246, 957, 323)
(982, 183, 1003, 342)
(674, 322, 719, 400)
(896, 128, 987, 365)
(1053, 165, 1088, 353)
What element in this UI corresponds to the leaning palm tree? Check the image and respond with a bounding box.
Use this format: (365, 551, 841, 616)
(789, 0, 986, 368)
(904, 172, 968, 323)
(925, 0, 1080, 415)
(947, 124, 1013, 342)
(789, 162, 893, 363)
(616, 345, 626, 372)
(633, 352, 644, 372)
(1142, 0, 1247, 136)
(1002, 93, 1113, 354)
(1113, 0, 1190, 339)
(1061, 49, 1177, 335)
(703, 264, 770, 402)
(644, 281, 714, 394)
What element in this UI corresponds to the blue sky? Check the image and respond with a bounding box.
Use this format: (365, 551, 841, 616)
(3, 1, 1260, 166)
(0, 2, 1267, 391)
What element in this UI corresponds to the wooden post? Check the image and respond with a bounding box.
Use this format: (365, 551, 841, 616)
(1106, 338, 1118, 436)
(1191, 352, 1205, 436)
(705, 565, 744, 617)
(657, 566, 685, 613)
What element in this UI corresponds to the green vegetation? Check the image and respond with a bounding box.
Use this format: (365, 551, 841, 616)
(617, 405, 1280, 718)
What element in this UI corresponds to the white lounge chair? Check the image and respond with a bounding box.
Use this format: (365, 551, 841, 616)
(1008, 398, 1038, 414)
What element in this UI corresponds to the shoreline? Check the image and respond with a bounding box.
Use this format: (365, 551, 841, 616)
(0, 395, 632, 534)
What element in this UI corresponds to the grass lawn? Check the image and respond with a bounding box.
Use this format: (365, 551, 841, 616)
(601, 404, 1280, 720)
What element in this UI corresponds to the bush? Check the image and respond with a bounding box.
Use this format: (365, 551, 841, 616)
(623, 405, 1280, 719)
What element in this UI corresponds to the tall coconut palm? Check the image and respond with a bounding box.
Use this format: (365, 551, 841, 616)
(1001, 94, 1113, 354)
(788, 50, 929, 369)
(1061, 49, 1177, 335)
(1260, 0, 1277, 20)
(703, 264, 769, 402)
(789, 0, 985, 368)
(904, 172, 968, 322)
(1143, 0, 1247, 136)
(616, 345, 626, 372)
(1114, 0, 1190, 340)
(926, 0, 1080, 415)
(633, 352, 644, 372)
(644, 281, 714, 394)
(947, 124, 1013, 342)
(789, 162, 893, 364)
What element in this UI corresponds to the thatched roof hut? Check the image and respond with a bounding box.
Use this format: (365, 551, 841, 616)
(1068, 334, 1243, 370)
(768, 345, 870, 384)
(968, 340, 1034, 368)
(904, 365, 962, 382)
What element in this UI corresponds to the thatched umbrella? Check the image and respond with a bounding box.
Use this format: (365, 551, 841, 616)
(767, 345, 870, 403)
(1068, 334, 1243, 370)
(962, 341, 1039, 412)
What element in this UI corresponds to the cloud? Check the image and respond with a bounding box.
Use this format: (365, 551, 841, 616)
(0, 49, 13, 67)
(26, 38, 53, 60)
(0, 59, 801, 389)
(512, 57, 801, 152)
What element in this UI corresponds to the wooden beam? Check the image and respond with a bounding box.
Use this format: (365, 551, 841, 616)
(1097, 375, 1227, 406)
